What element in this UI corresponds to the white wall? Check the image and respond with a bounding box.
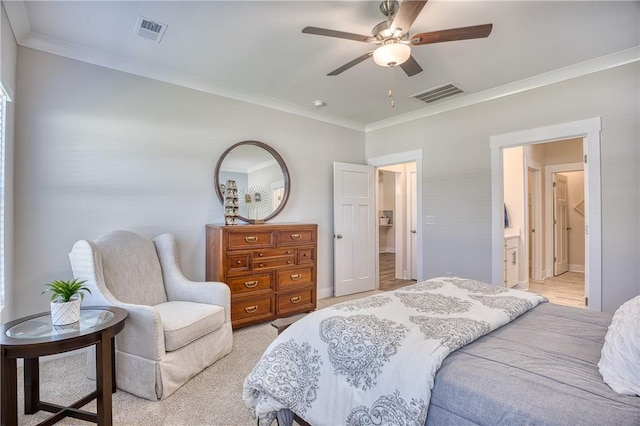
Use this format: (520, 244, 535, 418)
(366, 62, 640, 313)
(9, 47, 365, 320)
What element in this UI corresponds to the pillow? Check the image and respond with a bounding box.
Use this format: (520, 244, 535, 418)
(598, 295, 640, 396)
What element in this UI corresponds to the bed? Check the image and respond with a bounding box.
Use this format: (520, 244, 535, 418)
(243, 277, 640, 426)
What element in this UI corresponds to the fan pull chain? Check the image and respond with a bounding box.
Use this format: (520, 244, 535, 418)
(388, 66, 396, 108)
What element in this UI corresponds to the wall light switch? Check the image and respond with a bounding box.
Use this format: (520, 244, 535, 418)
(425, 216, 435, 225)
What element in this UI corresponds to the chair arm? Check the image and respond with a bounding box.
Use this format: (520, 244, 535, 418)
(110, 302, 166, 361)
(154, 234, 232, 323)
(168, 279, 231, 324)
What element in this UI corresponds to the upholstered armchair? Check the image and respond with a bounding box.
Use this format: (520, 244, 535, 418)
(68, 230, 233, 400)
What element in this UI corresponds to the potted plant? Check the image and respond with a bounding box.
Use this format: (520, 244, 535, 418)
(42, 279, 91, 325)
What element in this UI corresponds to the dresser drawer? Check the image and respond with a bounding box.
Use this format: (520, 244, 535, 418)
(231, 294, 274, 326)
(227, 273, 272, 295)
(277, 267, 314, 290)
(298, 248, 315, 264)
(254, 257, 296, 270)
(227, 231, 274, 250)
(226, 253, 251, 273)
(254, 248, 296, 259)
(276, 287, 314, 316)
(275, 229, 315, 246)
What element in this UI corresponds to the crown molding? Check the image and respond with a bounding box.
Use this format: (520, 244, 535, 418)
(366, 46, 639, 132)
(5, 1, 365, 132)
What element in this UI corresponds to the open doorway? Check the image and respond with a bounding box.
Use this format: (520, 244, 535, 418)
(368, 149, 424, 291)
(492, 117, 601, 310)
(501, 136, 590, 309)
(377, 163, 417, 291)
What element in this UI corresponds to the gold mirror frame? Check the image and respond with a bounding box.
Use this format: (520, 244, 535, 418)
(214, 141, 290, 223)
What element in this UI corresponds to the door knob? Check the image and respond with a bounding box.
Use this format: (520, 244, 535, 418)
(411, 230, 417, 234)
(335, 234, 343, 239)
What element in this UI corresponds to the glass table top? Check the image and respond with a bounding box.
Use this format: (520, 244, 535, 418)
(6, 309, 115, 339)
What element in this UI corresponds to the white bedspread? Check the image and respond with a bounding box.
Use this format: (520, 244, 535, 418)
(243, 277, 546, 426)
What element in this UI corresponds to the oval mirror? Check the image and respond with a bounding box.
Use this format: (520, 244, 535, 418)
(214, 141, 290, 223)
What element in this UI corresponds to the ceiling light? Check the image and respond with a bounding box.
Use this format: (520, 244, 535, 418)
(373, 42, 410, 67)
(313, 100, 326, 108)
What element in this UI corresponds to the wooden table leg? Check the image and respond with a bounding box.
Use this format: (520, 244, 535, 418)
(111, 337, 116, 393)
(23, 357, 40, 414)
(1, 352, 18, 426)
(95, 332, 113, 426)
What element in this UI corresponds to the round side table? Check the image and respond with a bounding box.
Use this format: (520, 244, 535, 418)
(1, 306, 127, 426)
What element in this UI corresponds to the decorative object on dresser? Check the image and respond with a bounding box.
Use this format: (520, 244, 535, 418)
(223, 179, 239, 225)
(206, 223, 317, 329)
(214, 140, 290, 224)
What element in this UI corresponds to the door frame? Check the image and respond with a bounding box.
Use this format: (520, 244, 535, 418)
(525, 158, 543, 281)
(552, 172, 570, 276)
(368, 150, 424, 282)
(490, 117, 602, 311)
(546, 163, 583, 278)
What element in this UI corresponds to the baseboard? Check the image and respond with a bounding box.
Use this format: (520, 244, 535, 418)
(514, 280, 529, 290)
(317, 286, 333, 299)
(569, 264, 585, 273)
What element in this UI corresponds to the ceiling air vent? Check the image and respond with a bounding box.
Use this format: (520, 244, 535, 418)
(134, 16, 167, 43)
(411, 82, 464, 104)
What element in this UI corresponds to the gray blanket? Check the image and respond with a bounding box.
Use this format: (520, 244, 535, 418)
(426, 303, 640, 425)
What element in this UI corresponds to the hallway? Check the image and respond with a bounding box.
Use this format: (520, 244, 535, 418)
(379, 253, 414, 291)
(528, 271, 586, 308)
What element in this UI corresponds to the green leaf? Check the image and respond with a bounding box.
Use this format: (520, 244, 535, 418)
(42, 278, 91, 303)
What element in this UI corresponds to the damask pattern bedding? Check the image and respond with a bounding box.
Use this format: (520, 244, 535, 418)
(243, 277, 546, 426)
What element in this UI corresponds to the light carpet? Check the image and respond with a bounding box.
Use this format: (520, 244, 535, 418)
(15, 290, 382, 425)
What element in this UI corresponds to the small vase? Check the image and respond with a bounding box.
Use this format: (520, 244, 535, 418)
(50, 298, 81, 325)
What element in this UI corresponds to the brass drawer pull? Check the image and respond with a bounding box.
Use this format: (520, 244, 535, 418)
(290, 296, 302, 304)
(258, 263, 265, 268)
(244, 305, 258, 313)
(244, 236, 258, 243)
(244, 280, 258, 288)
(290, 234, 301, 240)
(236, 260, 242, 264)
(290, 273, 302, 281)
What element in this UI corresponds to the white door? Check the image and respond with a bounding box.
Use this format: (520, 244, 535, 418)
(333, 162, 376, 296)
(409, 170, 418, 279)
(554, 174, 569, 275)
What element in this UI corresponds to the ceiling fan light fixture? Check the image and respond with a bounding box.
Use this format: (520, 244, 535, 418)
(373, 42, 410, 67)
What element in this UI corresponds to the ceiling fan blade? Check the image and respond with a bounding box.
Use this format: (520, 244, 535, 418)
(411, 24, 493, 45)
(302, 26, 374, 43)
(327, 52, 373, 76)
(390, 0, 428, 35)
(399, 55, 423, 77)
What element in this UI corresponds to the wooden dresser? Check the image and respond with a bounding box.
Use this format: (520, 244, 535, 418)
(205, 223, 317, 329)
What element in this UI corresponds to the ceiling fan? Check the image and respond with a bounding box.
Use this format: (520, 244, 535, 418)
(302, 0, 493, 77)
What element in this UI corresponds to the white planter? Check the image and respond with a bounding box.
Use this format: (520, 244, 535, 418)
(50, 298, 81, 325)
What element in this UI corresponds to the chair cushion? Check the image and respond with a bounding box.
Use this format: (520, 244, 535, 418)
(154, 301, 226, 352)
(94, 230, 168, 306)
